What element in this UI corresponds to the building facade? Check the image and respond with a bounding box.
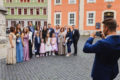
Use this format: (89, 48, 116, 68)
(49, 0, 120, 35)
(80, 0, 120, 35)
(0, 0, 7, 41)
(4, 0, 48, 28)
(48, 0, 79, 28)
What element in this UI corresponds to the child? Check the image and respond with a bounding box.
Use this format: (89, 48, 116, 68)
(39, 39, 45, 56)
(35, 32, 40, 58)
(45, 33, 52, 56)
(51, 33, 58, 56)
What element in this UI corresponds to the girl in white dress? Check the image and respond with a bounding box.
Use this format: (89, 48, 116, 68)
(39, 39, 45, 56)
(51, 33, 58, 56)
(6, 27, 16, 64)
(45, 33, 52, 56)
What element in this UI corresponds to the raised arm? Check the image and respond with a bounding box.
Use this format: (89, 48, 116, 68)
(83, 37, 102, 53)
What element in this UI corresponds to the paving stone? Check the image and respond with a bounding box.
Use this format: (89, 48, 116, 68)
(0, 36, 120, 80)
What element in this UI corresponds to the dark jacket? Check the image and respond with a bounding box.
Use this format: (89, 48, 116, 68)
(28, 26, 35, 40)
(35, 36, 40, 50)
(83, 36, 120, 79)
(42, 29, 48, 41)
(48, 28, 55, 37)
(72, 29, 80, 42)
(66, 32, 73, 43)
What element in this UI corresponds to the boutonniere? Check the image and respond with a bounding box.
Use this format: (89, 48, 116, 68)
(16, 33, 20, 38)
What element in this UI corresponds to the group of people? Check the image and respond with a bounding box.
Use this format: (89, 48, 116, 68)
(6, 21, 80, 65)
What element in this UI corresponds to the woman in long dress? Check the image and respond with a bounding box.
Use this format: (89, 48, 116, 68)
(16, 24, 23, 63)
(22, 28, 29, 61)
(58, 27, 66, 55)
(55, 25, 60, 43)
(65, 28, 73, 57)
(6, 26, 16, 64)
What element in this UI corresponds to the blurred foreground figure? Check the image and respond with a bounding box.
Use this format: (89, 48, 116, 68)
(83, 18, 120, 80)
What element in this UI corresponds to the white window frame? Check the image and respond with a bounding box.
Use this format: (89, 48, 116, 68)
(86, 11, 96, 26)
(54, 0, 62, 5)
(68, 12, 76, 26)
(87, 0, 96, 3)
(68, 0, 76, 4)
(104, 0, 114, 2)
(54, 12, 62, 26)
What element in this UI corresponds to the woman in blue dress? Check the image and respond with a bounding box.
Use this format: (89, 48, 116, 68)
(16, 24, 24, 63)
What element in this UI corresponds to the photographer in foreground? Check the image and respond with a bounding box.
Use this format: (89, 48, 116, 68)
(83, 18, 120, 80)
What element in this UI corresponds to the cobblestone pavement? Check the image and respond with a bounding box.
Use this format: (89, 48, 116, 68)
(0, 36, 120, 80)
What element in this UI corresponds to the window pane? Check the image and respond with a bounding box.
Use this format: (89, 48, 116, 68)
(70, 14, 74, 18)
(56, 20, 60, 24)
(56, 0, 60, 3)
(30, 9, 33, 15)
(89, 13, 93, 18)
(18, 9, 21, 15)
(88, 19, 93, 24)
(41, 0, 44, 3)
(38, 0, 40, 2)
(43, 8, 46, 15)
(24, 9, 27, 15)
(56, 14, 60, 18)
(20, 0, 23, 2)
(11, 8, 14, 15)
(69, 0, 76, 4)
(36, 9, 39, 15)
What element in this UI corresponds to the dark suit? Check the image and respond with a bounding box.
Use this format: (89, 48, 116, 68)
(48, 28, 55, 37)
(42, 29, 48, 42)
(35, 36, 40, 56)
(83, 36, 120, 80)
(28, 26, 35, 40)
(72, 29, 80, 55)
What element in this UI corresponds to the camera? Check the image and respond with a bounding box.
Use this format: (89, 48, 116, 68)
(96, 31, 102, 37)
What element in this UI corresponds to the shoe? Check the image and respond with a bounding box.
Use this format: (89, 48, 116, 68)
(73, 54, 77, 56)
(46, 53, 48, 56)
(52, 53, 55, 56)
(66, 54, 70, 57)
(36, 55, 39, 58)
(49, 53, 51, 56)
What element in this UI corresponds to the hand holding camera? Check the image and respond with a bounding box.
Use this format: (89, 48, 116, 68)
(90, 31, 105, 39)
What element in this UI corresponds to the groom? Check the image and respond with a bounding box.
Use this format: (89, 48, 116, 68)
(72, 25, 80, 56)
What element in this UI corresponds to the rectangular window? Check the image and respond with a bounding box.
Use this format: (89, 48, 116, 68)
(18, 9, 22, 15)
(11, 8, 14, 15)
(21, 21, 24, 27)
(36, 9, 39, 15)
(105, 0, 114, 2)
(38, 0, 40, 2)
(69, 0, 76, 4)
(11, 21, 16, 27)
(6, 20, 8, 27)
(6, 0, 9, 3)
(6, 0, 12, 3)
(10, 0, 12, 2)
(43, 8, 46, 15)
(87, 11, 96, 26)
(30, 9, 33, 15)
(54, 12, 61, 25)
(27, 0, 30, 2)
(41, 0, 44, 3)
(55, 0, 61, 5)
(24, 0, 26, 2)
(24, 8, 27, 15)
(87, 0, 96, 3)
(20, 0, 23, 2)
(68, 12, 76, 25)
(44, 21, 47, 26)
